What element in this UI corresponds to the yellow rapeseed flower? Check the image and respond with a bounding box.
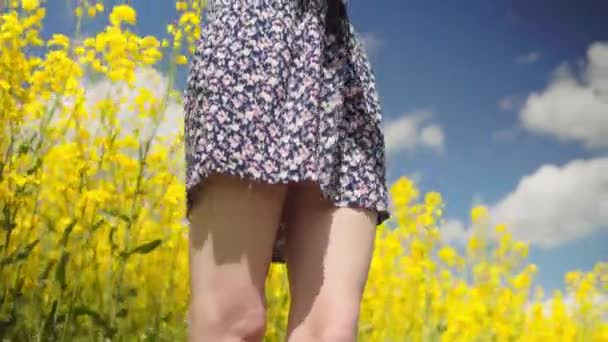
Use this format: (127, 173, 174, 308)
(438, 245, 457, 266)
(175, 1, 188, 11)
(109, 4, 137, 27)
(47, 33, 70, 49)
(21, 0, 39, 11)
(471, 205, 489, 223)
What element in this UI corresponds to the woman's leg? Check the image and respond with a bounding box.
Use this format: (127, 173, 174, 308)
(283, 181, 377, 342)
(187, 174, 287, 342)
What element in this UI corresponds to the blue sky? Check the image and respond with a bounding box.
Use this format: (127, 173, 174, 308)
(352, 0, 608, 292)
(43, 0, 608, 292)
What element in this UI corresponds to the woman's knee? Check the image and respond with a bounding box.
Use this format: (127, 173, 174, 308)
(290, 320, 358, 342)
(289, 298, 360, 342)
(189, 282, 267, 341)
(315, 316, 359, 342)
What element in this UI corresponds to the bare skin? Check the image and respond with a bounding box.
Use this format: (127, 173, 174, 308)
(187, 174, 287, 341)
(283, 181, 376, 342)
(187, 174, 376, 342)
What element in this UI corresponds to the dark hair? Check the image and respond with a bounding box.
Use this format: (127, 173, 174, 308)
(300, 0, 351, 45)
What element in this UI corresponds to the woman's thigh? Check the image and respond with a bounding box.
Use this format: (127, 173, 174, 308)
(187, 173, 288, 328)
(283, 181, 377, 338)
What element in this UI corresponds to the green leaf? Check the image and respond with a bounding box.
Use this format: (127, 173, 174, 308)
(0, 311, 16, 338)
(116, 308, 128, 318)
(17, 141, 31, 154)
(14, 277, 24, 297)
(117, 286, 139, 303)
(91, 218, 105, 231)
(55, 252, 70, 289)
(60, 219, 77, 246)
(72, 306, 116, 338)
(2, 206, 15, 232)
(45, 216, 57, 233)
(42, 300, 58, 338)
(72, 306, 105, 324)
(26, 157, 43, 175)
(101, 208, 131, 223)
(39, 259, 57, 281)
(1, 239, 39, 266)
(126, 239, 162, 257)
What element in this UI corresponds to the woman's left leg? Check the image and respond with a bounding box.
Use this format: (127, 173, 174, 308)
(282, 181, 377, 342)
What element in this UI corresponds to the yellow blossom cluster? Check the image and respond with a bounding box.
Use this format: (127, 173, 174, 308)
(1, 1, 606, 340)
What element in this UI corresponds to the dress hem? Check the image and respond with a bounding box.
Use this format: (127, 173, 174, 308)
(185, 166, 390, 227)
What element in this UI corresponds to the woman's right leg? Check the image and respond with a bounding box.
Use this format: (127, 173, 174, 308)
(187, 174, 288, 342)
(282, 181, 377, 342)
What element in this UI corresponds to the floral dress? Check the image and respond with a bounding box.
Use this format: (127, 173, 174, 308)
(183, 0, 390, 262)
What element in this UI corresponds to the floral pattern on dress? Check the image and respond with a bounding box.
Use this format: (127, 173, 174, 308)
(183, 0, 389, 262)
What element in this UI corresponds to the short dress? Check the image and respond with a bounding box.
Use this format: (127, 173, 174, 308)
(183, 0, 390, 262)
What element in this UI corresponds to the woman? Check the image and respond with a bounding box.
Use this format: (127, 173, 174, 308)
(183, 0, 389, 340)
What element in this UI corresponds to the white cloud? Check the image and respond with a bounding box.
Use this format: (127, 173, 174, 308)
(441, 219, 471, 245)
(532, 293, 607, 320)
(587, 42, 608, 93)
(78, 67, 185, 180)
(359, 32, 383, 59)
(499, 94, 524, 112)
(34, 67, 181, 149)
(516, 51, 541, 64)
(419, 124, 444, 150)
(490, 157, 608, 248)
(519, 41, 608, 149)
(383, 109, 445, 155)
(84, 67, 183, 141)
(441, 157, 608, 248)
